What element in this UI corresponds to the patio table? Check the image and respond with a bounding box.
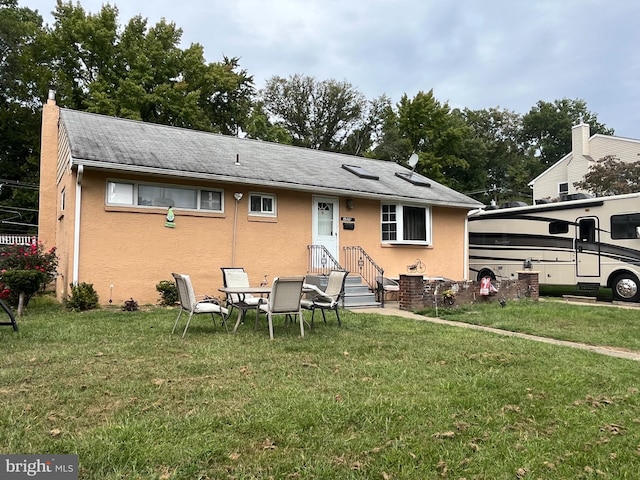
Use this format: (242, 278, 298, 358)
(218, 284, 317, 333)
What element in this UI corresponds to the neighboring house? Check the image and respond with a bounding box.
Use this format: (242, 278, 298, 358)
(38, 96, 482, 306)
(528, 122, 640, 203)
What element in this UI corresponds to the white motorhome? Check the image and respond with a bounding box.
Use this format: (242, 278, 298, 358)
(468, 193, 640, 302)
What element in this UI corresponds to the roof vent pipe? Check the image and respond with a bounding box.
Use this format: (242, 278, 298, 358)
(235, 154, 240, 166)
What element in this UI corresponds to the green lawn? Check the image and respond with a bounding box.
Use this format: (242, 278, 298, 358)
(422, 298, 640, 352)
(1, 297, 639, 479)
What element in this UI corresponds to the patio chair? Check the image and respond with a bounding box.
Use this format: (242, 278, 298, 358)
(220, 267, 263, 321)
(301, 270, 348, 326)
(172, 273, 228, 338)
(258, 276, 306, 339)
(376, 276, 399, 302)
(0, 299, 18, 332)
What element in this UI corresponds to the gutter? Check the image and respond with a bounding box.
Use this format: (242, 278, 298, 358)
(72, 160, 483, 210)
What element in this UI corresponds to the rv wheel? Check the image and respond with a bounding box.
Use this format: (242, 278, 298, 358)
(612, 273, 640, 303)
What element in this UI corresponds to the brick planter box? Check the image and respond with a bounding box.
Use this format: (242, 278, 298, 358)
(399, 272, 539, 311)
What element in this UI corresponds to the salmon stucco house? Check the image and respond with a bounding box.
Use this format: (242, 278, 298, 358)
(38, 96, 482, 306)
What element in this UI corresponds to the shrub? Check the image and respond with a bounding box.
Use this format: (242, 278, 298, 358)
(122, 298, 139, 311)
(66, 282, 100, 311)
(156, 279, 178, 306)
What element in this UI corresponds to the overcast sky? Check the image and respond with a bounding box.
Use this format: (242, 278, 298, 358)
(24, 0, 640, 138)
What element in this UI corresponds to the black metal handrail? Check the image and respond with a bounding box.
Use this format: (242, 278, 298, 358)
(307, 245, 343, 275)
(343, 246, 384, 305)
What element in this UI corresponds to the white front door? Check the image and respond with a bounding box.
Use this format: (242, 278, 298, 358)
(312, 196, 339, 262)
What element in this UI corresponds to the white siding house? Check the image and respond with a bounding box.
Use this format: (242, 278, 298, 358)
(528, 123, 640, 202)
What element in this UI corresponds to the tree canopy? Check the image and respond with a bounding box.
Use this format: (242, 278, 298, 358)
(520, 98, 614, 170)
(45, 2, 255, 134)
(256, 74, 368, 152)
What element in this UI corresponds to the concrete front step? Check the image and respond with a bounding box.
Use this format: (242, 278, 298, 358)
(345, 298, 382, 308)
(305, 273, 381, 308)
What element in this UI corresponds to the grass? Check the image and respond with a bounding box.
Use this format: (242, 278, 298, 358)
(539, 284, 613, 302)
(421, 298, 640, 352)
(1, 296, 639, 479)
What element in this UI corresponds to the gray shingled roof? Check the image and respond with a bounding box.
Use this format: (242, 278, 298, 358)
(60, 108, 482, 209)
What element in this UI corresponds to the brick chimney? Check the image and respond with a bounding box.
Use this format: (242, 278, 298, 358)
(38, 90, 60, 250)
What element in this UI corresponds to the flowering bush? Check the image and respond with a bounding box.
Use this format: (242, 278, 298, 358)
(0, 241, 58, 281)
(0, 240, 58, 309)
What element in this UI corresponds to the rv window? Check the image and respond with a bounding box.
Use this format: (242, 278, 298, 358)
(549, 221, 569, 234)
(611, 213, 640, 239)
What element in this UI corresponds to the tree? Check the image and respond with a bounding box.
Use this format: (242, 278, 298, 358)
(0, 0, 47, 233)
(391, 90, 475, 190)
(369, 100, 412, 163)
(245, 100, 292, 144)
(258, 74, 367, 151)
(338, 95, 392, 156)
(193, 55, 255, 136)
(574, 155, 640, 196)
(46, 2, 255, 133)
(520, 98, 613, 171)
(459, 107, 537, 204)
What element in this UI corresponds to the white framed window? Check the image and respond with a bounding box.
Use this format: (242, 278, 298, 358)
(381, 203, 431, 244)
(249, 193, 277, 216)
(106, 180, 223, 212)
(108, 182, 134, 205)
(558, 182, 569, 196)
(60, 188, 66, 211)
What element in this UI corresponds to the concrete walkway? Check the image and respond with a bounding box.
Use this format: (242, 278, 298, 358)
(351, 303, 640, 362)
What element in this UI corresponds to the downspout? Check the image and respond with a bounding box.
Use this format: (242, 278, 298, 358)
(231, 192, 243, 266)
(72, 165, 83, 285)
(463, 213, 469, 281)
